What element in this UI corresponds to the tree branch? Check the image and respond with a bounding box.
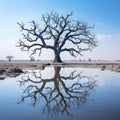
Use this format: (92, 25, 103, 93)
(17, 12, 97, 61)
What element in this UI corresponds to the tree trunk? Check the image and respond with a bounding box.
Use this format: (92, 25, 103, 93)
(54, 50, 62, 62)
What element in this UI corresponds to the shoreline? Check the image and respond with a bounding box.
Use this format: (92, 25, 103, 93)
(0, 61, 120, 71)
(0, 61, 120, 80)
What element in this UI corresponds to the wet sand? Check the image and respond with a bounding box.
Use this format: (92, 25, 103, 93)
(0, 61, 120, 80)
(0, 61, 120, 72)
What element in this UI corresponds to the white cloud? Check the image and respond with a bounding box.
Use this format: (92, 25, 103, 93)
(95, 22, 104, 26)
(96, 33, 120, 41)
(82, 33, 120, 60)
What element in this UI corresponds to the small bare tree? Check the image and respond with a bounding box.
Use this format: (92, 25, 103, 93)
(30, 56, 35, 61)
(6, 56, 14, 61)
(17, 12, 97, 62)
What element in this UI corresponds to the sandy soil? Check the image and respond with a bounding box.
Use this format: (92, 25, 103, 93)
(0, 61, 120, 72)
(1, 61, 120, 80)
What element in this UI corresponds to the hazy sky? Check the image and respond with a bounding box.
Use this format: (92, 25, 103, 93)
(0, 0, 120, 60)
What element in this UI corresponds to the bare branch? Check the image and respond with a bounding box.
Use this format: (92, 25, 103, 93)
(17, 12, 97, 62)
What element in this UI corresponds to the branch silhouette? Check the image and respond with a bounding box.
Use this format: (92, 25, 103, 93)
(18, 66, 96, 116)
(17, 12, 97, 62)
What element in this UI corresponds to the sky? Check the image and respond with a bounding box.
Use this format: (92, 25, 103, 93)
(0, 0, 120, 60)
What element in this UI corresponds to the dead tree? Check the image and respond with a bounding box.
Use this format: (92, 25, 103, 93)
(17, 12, 97, 62)
(18, 66, 96, 116)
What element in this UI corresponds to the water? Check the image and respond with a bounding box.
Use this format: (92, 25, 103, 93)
(0, 66, 120, 120)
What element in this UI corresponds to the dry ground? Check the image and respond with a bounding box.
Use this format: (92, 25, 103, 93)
(0, 61, 120, 72)
(0, 61, 120, 80)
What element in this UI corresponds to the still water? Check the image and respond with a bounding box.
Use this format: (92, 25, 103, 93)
(0, 66, 120, 120)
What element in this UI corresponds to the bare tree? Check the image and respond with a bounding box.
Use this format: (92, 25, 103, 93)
(30, 56, 35, 61)
(18, 66, 96, 116)
(6, 56, 14, 61)
(17, 12, 97, 62)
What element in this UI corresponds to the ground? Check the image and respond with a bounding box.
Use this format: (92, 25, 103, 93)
(0, 60, 120, 79)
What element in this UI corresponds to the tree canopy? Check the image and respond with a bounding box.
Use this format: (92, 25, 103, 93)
(17, 12, 97, 62)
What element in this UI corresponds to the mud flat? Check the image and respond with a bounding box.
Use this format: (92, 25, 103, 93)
(0, 61, 120, 80)
(0, 61, 120, 72)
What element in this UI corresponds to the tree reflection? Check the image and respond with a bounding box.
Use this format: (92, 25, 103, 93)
(18, 66, 96, 116)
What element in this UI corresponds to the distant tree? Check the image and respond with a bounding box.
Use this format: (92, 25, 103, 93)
(17, 12, 97, 62)
(88, 58, 91, 62)
(30, 56, 35, 61)
(6, 56, 14, 61)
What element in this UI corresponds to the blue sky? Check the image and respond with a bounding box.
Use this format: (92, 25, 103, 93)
(0, 0, 120, 60)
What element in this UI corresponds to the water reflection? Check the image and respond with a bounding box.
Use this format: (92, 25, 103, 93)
(18, 66, 96, 116)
